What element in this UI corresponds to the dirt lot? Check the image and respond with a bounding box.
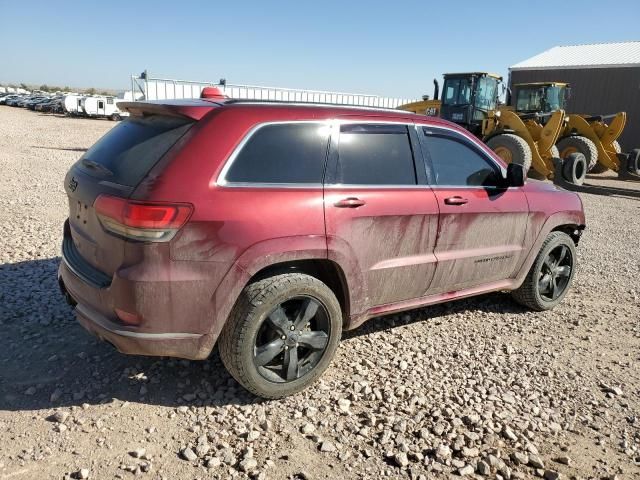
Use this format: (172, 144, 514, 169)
(1, 107, 639, 480)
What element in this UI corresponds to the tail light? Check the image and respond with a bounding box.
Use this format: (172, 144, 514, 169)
(95, 194, 193, 242)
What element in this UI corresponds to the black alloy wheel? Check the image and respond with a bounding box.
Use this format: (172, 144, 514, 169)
(253, 296, 330, 383)
(538, 244, 573, 301)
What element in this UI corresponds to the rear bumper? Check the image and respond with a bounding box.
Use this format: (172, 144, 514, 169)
(59, 262, 216, 360)
(58, 222, 232, 360)
(73, 300, 214, 360)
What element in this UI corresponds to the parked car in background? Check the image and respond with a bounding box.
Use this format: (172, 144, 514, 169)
(27, 97, 51, 110)
(58, 98, 586, 399)
(35, 98, 63, 113)
(5, 95, 26, 106)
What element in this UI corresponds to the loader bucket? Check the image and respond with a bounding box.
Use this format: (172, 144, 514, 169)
(563, 114, 621, 172)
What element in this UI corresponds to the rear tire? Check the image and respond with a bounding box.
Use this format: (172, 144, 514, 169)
(627, 148, 640, 175)
(561, 152, 587, 185)
(557, 136, 598, 171)
(511, 232, 576, 311)
(218, 273, 342, 399)
(486, 134, 533, 173)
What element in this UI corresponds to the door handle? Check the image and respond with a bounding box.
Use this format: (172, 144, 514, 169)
(334, 197, 366, 208)
(444, 196, 468, 206)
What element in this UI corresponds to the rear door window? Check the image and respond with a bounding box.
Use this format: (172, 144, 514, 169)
(76, 115, 194, 187)
(224, 123, 329, 184)
(333, 124, 416, 185)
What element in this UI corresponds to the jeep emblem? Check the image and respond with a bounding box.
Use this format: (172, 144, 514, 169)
(68, 176, 78, 192)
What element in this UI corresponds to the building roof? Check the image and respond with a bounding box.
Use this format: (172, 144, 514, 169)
(510, 41, 640, 71)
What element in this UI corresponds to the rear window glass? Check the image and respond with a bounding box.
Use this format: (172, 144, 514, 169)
(76, 115, 194, 186)
(224, 123, 329, 184)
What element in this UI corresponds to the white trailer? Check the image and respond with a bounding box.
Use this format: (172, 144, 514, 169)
(81, 96, 127, 120)
(63, 94, 85, 115)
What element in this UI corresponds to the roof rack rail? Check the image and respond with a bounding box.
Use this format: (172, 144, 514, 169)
(222, 98, 415, 113)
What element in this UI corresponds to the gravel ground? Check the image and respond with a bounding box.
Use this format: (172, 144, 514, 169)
(1, 106, 639, 480)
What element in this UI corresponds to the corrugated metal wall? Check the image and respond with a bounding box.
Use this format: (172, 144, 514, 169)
(509, 68, 640, 151)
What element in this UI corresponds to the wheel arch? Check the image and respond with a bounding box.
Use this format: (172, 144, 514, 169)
(249, 259, 351, 323)
(551, 223, 585, 245)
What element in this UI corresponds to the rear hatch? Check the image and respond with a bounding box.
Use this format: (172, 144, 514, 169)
(63, 114, 197, 278)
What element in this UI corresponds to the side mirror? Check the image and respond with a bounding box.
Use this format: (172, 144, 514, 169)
(506, 163, 525, 187)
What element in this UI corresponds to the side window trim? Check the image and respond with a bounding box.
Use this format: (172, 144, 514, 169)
(325, 121, 420, 187)
(418, 125, 506, 188)
(217, 120, 331, 188)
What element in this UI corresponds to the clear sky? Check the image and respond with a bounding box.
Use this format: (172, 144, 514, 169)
(1, 0, 639, 98)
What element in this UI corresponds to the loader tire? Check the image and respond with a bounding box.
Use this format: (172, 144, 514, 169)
(486, 134, 532, 173)
(561, 152, 587, 186)
(557, 136, 598, 171)
(628, 148, 640, 175)
(590, 140, 620, 174)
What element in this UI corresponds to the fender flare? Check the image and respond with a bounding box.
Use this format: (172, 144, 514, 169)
(206, 235, 361, 341)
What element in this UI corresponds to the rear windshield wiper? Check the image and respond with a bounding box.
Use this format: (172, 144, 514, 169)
(82, 158, 113, 176)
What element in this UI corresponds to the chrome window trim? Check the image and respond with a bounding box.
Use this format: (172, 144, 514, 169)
(324, 184, 428, 190)
(216, 118, 510, 189)
(325, 184, 517, 191)
(216, 120, 331, 187)
(217, 182, 324, 189)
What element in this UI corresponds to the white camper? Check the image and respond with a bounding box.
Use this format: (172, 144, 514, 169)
(80, 96, 127, 120)
(63, 94, 85, 115)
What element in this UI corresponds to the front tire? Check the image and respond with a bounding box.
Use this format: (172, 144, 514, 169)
(218, 273, 342, 399)
(561, 152, 587, 185)
(511, 232, 577, 311)
(557, 136, 598, 171)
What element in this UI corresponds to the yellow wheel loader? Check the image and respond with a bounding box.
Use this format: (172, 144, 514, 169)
(511, 82, 640, 178)
(398, 73, 585, 184)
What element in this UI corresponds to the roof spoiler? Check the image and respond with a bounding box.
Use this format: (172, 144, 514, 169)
(117, 100, 221, 120)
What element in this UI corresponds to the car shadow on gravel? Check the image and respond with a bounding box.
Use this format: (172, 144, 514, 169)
(0, 258, 258, 413)
(32, 146, 88, 152)
(0, 258, 527, 413)
(342, 292, 528, 340)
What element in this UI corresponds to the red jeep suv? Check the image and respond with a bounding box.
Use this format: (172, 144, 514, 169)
(59, 98, 585, 398)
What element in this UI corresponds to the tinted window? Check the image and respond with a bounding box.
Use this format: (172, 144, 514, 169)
(335, 124, 416, 185)
(76, 115, 194, 187)
(225, 123, 328, 184)
(422, 129, 501, 186)
(443, 78, 472, 106)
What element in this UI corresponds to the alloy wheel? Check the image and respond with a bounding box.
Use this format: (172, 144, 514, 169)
(538, 244, 573, 301)
(253, 296, 330, 383)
